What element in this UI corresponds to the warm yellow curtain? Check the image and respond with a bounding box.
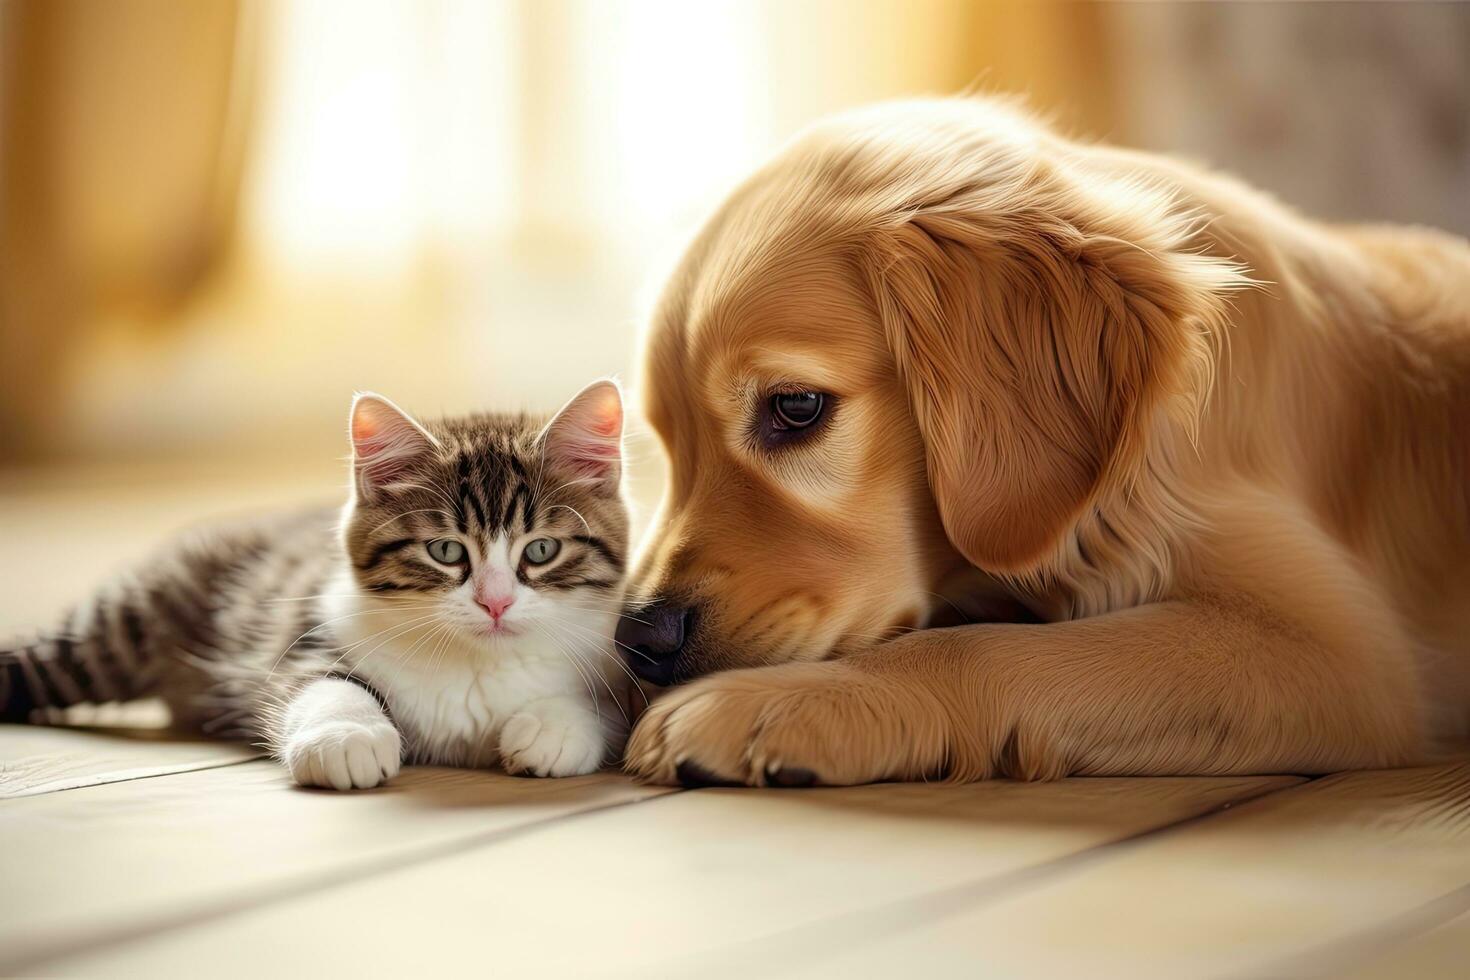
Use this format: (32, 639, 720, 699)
(3, 0, 1105, 464)
(10, 1, 1459, 467)
(0, 0, 255, 460)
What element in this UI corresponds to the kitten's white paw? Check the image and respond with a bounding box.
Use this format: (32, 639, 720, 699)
(499, 698, 606, 777)
(284, 719, 402, 791)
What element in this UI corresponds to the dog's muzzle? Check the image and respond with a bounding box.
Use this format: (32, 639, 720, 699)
(616, 600, 691, 686)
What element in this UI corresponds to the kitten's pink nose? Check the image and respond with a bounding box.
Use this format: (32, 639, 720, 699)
(478, 594, 515, 621)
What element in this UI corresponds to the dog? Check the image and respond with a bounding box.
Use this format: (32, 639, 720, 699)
(615, 98, 1470, 788)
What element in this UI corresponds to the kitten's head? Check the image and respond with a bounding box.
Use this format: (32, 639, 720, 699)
(341, 381, 629, 652)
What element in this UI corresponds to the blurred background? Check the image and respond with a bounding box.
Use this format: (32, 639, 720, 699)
(0, 0, 1467, 619)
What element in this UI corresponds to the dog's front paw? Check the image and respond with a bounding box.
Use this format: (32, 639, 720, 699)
(624, 661, 944, 788)
(499, 698, 607, 777)
(283, 719, 402, 791)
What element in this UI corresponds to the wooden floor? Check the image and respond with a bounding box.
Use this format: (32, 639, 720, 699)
(3, 465, 1469, 978)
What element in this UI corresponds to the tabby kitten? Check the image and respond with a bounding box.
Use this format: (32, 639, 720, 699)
(0, 381, 631, 789)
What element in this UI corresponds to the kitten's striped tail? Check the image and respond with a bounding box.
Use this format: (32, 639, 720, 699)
(1, 592, 158, 722)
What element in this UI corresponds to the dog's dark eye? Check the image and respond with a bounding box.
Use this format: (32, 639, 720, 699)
(757, 390, 834, 451)
(771, 392, 824, 429)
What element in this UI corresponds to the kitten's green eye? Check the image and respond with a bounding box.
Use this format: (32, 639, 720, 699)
(523, 537, 560, 566)
(426, 539, 467, 565)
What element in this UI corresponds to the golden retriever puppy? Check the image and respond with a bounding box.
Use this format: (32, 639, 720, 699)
(617, 98, 1470, 787)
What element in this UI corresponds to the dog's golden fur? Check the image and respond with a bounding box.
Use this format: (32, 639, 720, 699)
(623, 98, 1470, 786)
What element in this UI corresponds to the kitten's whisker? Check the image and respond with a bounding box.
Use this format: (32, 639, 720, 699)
(376, 621, 447, 701)
(531, 622, 605, 729)
(584, 630, 659, 665)
(568, 647, 622, 729)
(329, 614, 441, 662)
(532, 625, 617, 731)
(536, 620, 646, 716)
(532, 613, 657, 669)
(584, 646, 649, 712)
(419, 613, 466, 695)
(398, 618, 451, 665)
(544, 504, 592, 536)
(381, 480, 460, 516)
(261, 590, 444, 608)
(547, 598, 652, 628)
(339, 616, 442, 680)
(266, 606, 438, 679)
(598, 646, 651, 705)
(549, 627, 626, 726)
(530, 473, 599, 510)
(366, 508, 455, 537)
(407, 623, 456, 704)
(321, 614, 442, 675)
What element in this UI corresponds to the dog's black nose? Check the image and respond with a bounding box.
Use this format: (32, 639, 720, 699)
(616, 601, 690, 686)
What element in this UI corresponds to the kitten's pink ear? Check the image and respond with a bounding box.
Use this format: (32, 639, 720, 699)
(349, 393, 438, 499)
(541, 380, 623, 491)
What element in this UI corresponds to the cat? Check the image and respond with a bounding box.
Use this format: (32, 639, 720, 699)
(0, 380, 632, 789)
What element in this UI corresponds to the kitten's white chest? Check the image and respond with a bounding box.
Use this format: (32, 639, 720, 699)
(362, 641, 577, 766)
(323, 586, 611, 769)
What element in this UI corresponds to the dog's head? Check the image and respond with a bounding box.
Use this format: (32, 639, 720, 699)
(619, 99, 1245, 685)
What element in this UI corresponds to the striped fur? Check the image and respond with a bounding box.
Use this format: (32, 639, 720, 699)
(1, 386, 630, 786)
(1, 510, 334, 731)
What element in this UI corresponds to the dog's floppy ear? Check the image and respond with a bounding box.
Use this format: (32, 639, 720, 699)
(867, 190, 1245, 574)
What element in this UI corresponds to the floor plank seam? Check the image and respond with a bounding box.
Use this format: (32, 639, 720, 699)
(5, 785, 687, 974)
(0, 754, 267, 800)
(657, 777, 1309, 977)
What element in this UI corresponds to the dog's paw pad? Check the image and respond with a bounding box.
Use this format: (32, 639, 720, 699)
(675, 760, 741, 788)
(765, 765, 819, 788)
